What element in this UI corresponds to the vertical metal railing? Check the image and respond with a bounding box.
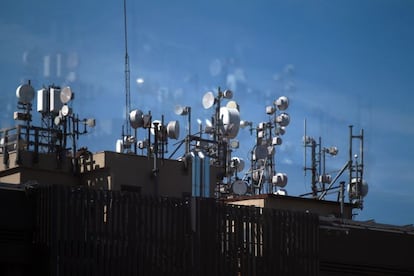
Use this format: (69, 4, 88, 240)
(33, 186, 319, 276)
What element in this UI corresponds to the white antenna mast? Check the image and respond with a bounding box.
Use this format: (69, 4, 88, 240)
(123, 0, 131, 138)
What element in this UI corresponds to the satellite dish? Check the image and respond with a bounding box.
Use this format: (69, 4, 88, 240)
(327, 146, 339, 156)
(167, 120, 180, 139)
(54, 116, 62, 126)
(275, 96, 289, 110)
(219, 106, 240, 138)
(240, 120, 252, 128)
(174, 105, 189, 116)
(202, 91, 215, 109)
(60, 86, 74, 104)
(275, 112, 290, 127)
(275, 126, 286, 136)
(16, 84, 35, 104)
(129, 109, 144, 129)
(230, 139, 239, 149)
(232, 180, 248, 196)
(226, 100, 239, 110)
(361, 180, 369, 197)
(348, 178, 369, 198)
(86, 118, 96, 127)
(272, 173, 288, 187)
(174, 105, 183, 115)
(61, 104, 72, 117)
(223, 89, 233, 99)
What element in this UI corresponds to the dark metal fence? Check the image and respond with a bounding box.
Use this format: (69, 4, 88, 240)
(34, 185, 193, 275)
(194, 198, 319, 276)
(33, 185, 319, 276)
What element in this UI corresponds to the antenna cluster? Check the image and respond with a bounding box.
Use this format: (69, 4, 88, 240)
(8, 81, 95, 172)
(303, 128, 338, 198)
(115, 106, 181, 178)
(199, 88, 242, 197)
(163, 90, 292, 198)
(114, 0, 292, 199)
(129, 88, 293, 198)
(347, 126, 367, 208)
(239, 96, 291, 196)
(37, 84, 95, 152)
(302, 123, 368, 210)
(127, 87, 246, 197)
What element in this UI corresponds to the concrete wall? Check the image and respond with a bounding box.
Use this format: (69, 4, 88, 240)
(0, 149, 222, 198)
(81, 151, 193, 197)
(0, 151, 77, 186)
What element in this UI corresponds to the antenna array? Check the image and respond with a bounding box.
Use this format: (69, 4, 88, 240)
(10, 81, 95, 173)
(114, 85, 293, 199)
(302, 123, 368, 211)
(240, 96, 291, 195)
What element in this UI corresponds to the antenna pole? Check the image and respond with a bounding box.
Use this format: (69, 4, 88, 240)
(123, 0, 131, 138)
(348, 125, 353, 193)
(304, 118, 307, 176)
(186, 107, 191, 155)
(339, 181, 345, 218)
(360, 128, 364, 187)
(311, 139, 317, 198)
(318, 136, 322, 179)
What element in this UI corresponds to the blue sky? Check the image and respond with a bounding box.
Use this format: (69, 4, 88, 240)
(1, 0, 414, 225)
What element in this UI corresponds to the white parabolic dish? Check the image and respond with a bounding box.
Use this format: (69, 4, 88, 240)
(16, 84, 35, 104)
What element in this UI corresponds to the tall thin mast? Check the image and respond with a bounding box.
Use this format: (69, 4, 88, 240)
(123, 0, 131, 137)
